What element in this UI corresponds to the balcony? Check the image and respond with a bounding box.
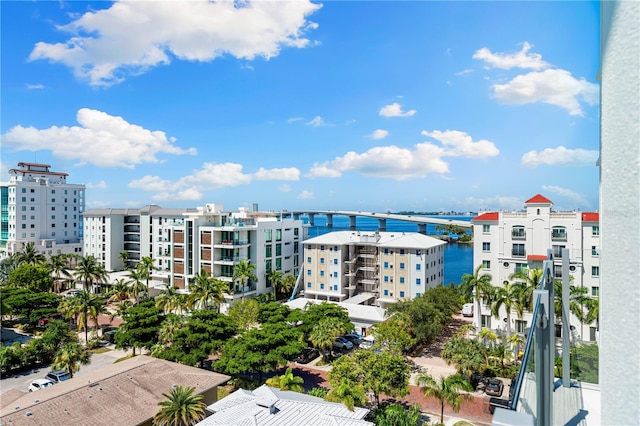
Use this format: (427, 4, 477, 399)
(214, 255, 248, 264)
(216, 239, 249, 246)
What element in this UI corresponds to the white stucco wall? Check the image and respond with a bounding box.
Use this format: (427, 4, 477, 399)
(599, 1, 640, 424)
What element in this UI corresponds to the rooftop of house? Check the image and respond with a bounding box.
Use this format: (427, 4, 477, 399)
(304, 230, 447, 249)
(0, 355, 230, 426)
(197, 384, 373, 426)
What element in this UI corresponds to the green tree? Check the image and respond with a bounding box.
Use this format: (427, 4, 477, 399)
(329, 350, 409, 407)
(68, 290, 107, 344)
(325, 378, 367, 411)
(295, 301, 352, 337)
(154, 310, 237, 366)
(232, 259, 257, 301)
(459, 265, 493, 332)
(371, 313, 415, 354)
(115, 300, 165, 356)
(156, 284, 187, 315)
(510, 268, 544, 311)
(215, 322, 304, 381)
(16, 242, 46, 265)
(1, 287, 61, 323)
(257, 302, 293, 324)
(265, 367, 305, 392)
(310, 317, 346, 359)
(490, 280, 526, 338)
(138, 256, 155, 295)
(187, 268, 226, 311)
(157, 314, 186, 345)
(109, 299, 133, 322)
(281, 274, 297, 299)
(374, 403, 423, 426)
(416, 373, 473, 426)
(51, 342, 91, 378)
(8, 263, 55, 292)
(48, 254, 71, 293)
(228, 299, 260, 330)
(0, 256, 20, 285)
(41, 319, 78, 360)
(128, 268, 148, 303)
(107, 278, 131, 304)
(441, 336, 487, 377)
(153, 385, 206, 426)
(74, 255, 108, 293)
(554, 279, 599, 325)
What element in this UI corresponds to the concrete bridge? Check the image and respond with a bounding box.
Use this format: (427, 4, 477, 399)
(283, 210, 472, 234)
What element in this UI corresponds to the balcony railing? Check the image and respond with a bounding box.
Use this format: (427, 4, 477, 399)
(217, 239, 249, 246)
(214, 255, 248, 262)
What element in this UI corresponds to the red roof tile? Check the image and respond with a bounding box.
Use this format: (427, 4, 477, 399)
(527, 254, 547, 261)
(472, 212, 498, 221)
(582, 212, 599, 222)
(525, 194, 553, 204)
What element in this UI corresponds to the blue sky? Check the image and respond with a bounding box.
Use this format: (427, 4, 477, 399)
(1, 1, 601, 213)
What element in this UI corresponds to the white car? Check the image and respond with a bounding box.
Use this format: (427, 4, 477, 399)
(462, 303, 474, 317)
(28, 378, 54, 392)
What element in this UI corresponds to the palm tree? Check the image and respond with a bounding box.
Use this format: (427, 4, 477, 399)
(459, 264, 493, 332)
(51, 342, 91, 379)
(325, 378, 368, 411)
(58, 296, 81, 329)
(490, 280, 526, 338)
(156, 284, 187, 315)
(479, 327, 498, 348)
(553, 279, 598, 325)
(153, 385, 206, 426)
(232, 260, 257, 301)
(110, 299, 133, 323)
(507, 333, 525, 360)
(374, 403, 422, 426)
(510, 268, 544, 311)
(310, 317, 345, 360)
(416, 373, 473, 426)
(119, 250, 129, 270)
(71, 291, 107, 344)
(281, 274, 297, 300)
(128, 268, 148, 303)
(158, 314, 186, 345)
(138, 256, 155, 295)
(107, 279, 131, 304)
(267, 269, 283, 300)
(0, 256, 19, 285)
(48, 254, 71, 293)
(265, 367, 305, 393)
(187, 268, 226, 311)
(74, 255, 107, 293)
(17, 242, 46, 265)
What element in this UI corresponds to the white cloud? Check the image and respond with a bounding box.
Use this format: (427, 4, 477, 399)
(28, 1, 321, 87)
(1, 108, 197, 169)
(298, 190, 314, 199)
(379, 103, 416, 118)
(541, 185, 590, 206)
(473, 42, 549, 70)
(306, 116, 326, 127)
(254, 167, 300, 181)
(521, 146, 599, 167)
(492, 69, 599, 116)
(307, 163, 342, 178)
(26, 83, 44, 90)
(278, 184, 292, 192)
(86, 180, 107, 189)
(455, 69, 473, 76)
(287, 117, 304, 123)
(129, 162, 299, 200)
(368, 129, 389, 140)
(421, 130, 499, 158)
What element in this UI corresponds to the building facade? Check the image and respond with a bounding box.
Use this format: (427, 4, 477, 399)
(302, 231, 446, 308)
(1, 162, 85, 260)
(471, 194, 600, 342)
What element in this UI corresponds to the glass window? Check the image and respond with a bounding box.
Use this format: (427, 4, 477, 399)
(333, 285, 338, 291)
(416, 278, 421, 285)
(320, 271, 325, 277)
(384, 289, 389, 296)
(307, 269, 311, 276)
(481, 315, 492, 328)
(320, 283, 324, 289)
(276, 229, 282, 241)
(400, 291, 405, 298)
(384, 248, 389, 254)
(483, 224, 490, 233)
(334, 259, 338, 265)
(400, 277, 405, 284)
(320, 258, 325, 264)
(512, 244, 525, 257)
(265, 229, 272, 242)
(400, 262, 405, 269)
(265, 259, 272, 272)
(552, 226, 567, 240)
(333, 272, 338, 278)
(482, 242, 491, 252)
(592, 246, 599, 256)
(265, 245, 272, 257)
(592, 266, 600, 277)
(512, 226, 525, 238)
(275, 258, 281, 270)
(482, 260, 491, 269)
(400, 249, 405, 255)
(416, 292, 421, 297)
(592, 226, 599, 236)
(416, 264, 421, 271)
(384, 261, 389, 269)
(552, 245, 565, 258)
(515, 263, 527, 273)
(592, 287, 599, 297)
(384, 276, 389, 282)
(307, 257, 312, 263)
(276, 244, 282, 256)
(307, 282, 311, 288)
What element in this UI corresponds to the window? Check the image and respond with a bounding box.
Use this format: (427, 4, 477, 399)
(320, 245, 325, 251)
(265, 259, 272, 272)
(51, 215, 56, 220)
(307, 257, 312, 263)
(334, 259, 338, 265)
(483, 224, 490, 233)
(416, 292, 421, 297)
(21, 197, 26, 202)
(512, 244, 525, 257)
(554, 265, 563, 278)
(552, 226, 567, 240)
(416, 264, 421, 271)
(515, 263, 527, 273)
(400, 249, 405, 255)
(294, 228, 299, 237)
(384, 261, 389, 269)
(320, 283, 325, 289)
(384, 276, 389, 283)
(590, 327, 597, 341)
(512, 225, 525, 239)
(320, 271, 325, 277)
(481, 315, 492, 328)
(482, 242, 491, 252)
(276, 229, 282, 241)
(307, 282, 312, 288)
(307, 269, 311, 276)
(592, 266, 600, 277)
(592, 226, 599, 236)
(334, 246, 338, 251)
(384, 248, 389, 254)
(265, 229, 272, 242)
(276, 244, 282, 256)
(320, 258, 325, 264)
(400, 262, 405, 269)
(553, 245, 565, 258)
(333, 285, 338, 291)
(400, 291, 405, 298)
(482, 260, 491, 269)
(21, 188, 25, 193)
(400, 277, 405, 284)
(592, 286, 599, 297)
(384, 289, 389, 296)
(266, 244, 273, 257)
(275, 258, 281, 270)
(592, 246, 599, 256)
(416, 278, 421, 285)
(334, 272, 338, 278)
(515, 320, 527, 334)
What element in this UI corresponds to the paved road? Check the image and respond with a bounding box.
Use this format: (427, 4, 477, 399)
(0, 345, 130, 394)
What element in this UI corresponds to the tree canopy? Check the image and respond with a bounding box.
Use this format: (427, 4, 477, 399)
(115, 300, 165, 356)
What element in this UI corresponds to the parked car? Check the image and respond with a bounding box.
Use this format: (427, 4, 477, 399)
(342, 333, 362, 346)
(65, 290, 82, 298)
(295, 347, 320, 364)
(28, 378, 54, 392)
(332, 337, 354, 351)
(359, 335, 376, 349)
(45, 370, 71, 384)
(37, 313, 65, 327)
(484, 378, 504, 397)
(462, 303, 474, 317)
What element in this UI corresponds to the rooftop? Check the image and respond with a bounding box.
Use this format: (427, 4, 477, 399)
(304, 230, 447, 249)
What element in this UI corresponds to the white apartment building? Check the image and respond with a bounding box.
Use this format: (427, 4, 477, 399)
(1, 162, 85, 259)
(169, 204, 306, 308)
(471, 194, 600, 342)
(302, 231, 447, 308)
